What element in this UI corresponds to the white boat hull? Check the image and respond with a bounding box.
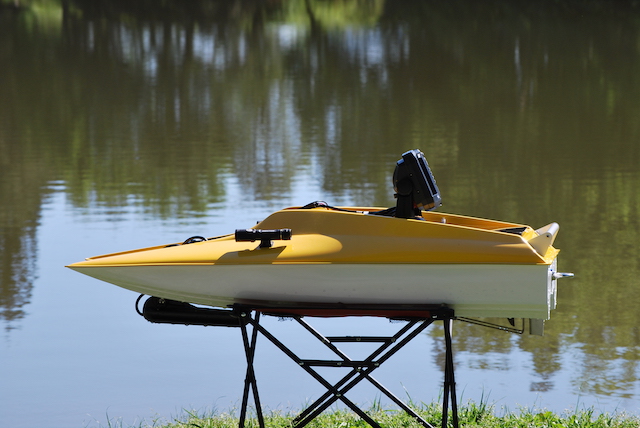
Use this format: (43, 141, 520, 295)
(71, 260, 559, 319)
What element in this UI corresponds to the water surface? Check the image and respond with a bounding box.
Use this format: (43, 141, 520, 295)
(1, 1, 640, 427)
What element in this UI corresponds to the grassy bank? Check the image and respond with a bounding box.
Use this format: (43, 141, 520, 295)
(102, 401, 640, 428)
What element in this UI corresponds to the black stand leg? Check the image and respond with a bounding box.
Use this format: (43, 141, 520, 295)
(238, 311, 265, 428)
(442, 316, 459, 428)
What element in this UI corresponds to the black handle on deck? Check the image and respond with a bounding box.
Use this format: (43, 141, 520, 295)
(235, 228, 292, 248)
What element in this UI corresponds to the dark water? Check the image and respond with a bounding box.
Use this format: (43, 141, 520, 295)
(1, 1, 640, 426)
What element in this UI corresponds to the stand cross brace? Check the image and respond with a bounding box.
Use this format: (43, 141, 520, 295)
(235, 306, 459, 428)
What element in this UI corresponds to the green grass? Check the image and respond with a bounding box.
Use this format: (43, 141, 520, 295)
(95, 401, 640, 428)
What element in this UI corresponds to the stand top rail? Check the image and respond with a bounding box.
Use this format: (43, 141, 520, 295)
(235, 303, 454, 320)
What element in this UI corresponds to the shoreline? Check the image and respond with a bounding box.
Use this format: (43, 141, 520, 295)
(93, 401, 640, 428)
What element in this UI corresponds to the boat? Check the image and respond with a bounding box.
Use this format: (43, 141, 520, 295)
(67, 150, 572, 333)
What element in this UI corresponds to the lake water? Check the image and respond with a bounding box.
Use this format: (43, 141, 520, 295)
(1, 1, 640, 427)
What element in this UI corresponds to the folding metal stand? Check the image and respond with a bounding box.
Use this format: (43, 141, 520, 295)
(233, 305, 459, 428)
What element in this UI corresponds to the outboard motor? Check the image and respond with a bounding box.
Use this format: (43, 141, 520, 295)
(393, 149, 442, 218)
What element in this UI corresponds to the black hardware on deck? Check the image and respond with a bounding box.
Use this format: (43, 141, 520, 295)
(235, 228, 292, 248)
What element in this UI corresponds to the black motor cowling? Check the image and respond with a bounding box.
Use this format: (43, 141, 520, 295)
(393, 149, 441, 218)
